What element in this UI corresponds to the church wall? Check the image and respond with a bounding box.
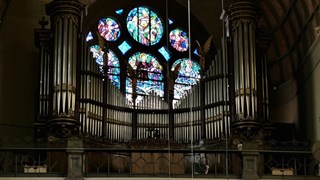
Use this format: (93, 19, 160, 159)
(0, 0, 95, 143)
(268, 35, 320, 143)
(0, 0, 42, 141)
(269, 78, 299, 125)
(301, 36, 320, 143)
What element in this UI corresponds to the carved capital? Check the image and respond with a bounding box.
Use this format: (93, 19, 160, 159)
(46, 0, 84, 17)
(231, 119, 263, 142)
(229, 0, 258, 28)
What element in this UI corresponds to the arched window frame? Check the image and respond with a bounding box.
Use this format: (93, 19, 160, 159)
(83, 0, 211, 104)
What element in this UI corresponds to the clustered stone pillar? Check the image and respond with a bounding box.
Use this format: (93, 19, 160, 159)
(46, 0, 84, 136)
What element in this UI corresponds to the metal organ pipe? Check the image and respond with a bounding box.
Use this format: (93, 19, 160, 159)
(263, 49, 269, 121)
(234, 25, 240, 116)
(35, 25, 52, 136)
(75, 38, 233, 145)
(46, 0, 85, 133)
(230, 1, 258, 124)
(35, 27, 51, 125)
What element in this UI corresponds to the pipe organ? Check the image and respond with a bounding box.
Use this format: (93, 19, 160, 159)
(77, 42, 230, 143)
(35, 19, 51, 135)
(79, 42, 105, 137)
(229, 0, 264, 139)
(34, 0, 270, 147)
(45, 0, 85, 132)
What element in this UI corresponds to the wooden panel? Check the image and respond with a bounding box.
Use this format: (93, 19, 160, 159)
(131, 153, 184, 174)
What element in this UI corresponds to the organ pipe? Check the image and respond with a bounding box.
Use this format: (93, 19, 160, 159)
(46, 0, 84, 132)
(257, 35, 271, 123)
(75, 25, 231, 145)
(35, 19, 52, 137)
(230, 0, 258, 121)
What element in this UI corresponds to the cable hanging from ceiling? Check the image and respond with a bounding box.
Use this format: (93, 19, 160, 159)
(187, 0, 195, 179)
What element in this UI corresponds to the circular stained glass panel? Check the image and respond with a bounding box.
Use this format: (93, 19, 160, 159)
(126, 7, 163, 46)
(169, 29, 189, 52)
(98, 17, 121, 41)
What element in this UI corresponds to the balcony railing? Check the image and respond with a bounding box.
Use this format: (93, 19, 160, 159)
(0, 147, 318, 178)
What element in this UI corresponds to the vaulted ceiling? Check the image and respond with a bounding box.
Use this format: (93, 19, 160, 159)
(258, 0, 319, 88)
(175, 0, 320, 89)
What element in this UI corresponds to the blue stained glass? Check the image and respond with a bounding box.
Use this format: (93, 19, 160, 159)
(158, 46, 171, 61)
(98, 17, 121, 41)
(171, 58, 201, 99)
(128, 52, 163, 81)
(168, 19, 173, 25)
(194, 48, 200, 57)
(90, 46, 120, 68)
(118, 41, 132, 54)
(169, 29, 189, 52)
(115, 9, 124, 15)
(110, 75, 120, 89)
(174, 84, 191, 99)
(126, 78, 164, 97)
(90, 45, 120, 88)
(126, 52, 164, 99)
(86, 31, 93, 42)
(90, 45, 104, 65)
(126, 7, 163, 46)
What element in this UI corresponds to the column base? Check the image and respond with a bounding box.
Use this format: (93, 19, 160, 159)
(312, 141, 320, 161)
(66, 138, 84, 180)
(242, 143, 259, 180)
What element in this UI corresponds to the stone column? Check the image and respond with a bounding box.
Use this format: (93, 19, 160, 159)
(66, 138, 84, 180)
(46, 0, 84, 135)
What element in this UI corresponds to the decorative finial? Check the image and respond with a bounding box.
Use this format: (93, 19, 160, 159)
(39, 16, 48, 29)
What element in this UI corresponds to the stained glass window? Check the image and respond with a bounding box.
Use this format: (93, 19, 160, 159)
(169, 29, 189, 52)
(126, 78, 164, 96)
(115, 9, 124, 15)
(98, 17, 121, 41)
(126, 52, 164, 98)
(126, 7, 163, 46)
(90, 45, 104, 65)
(158, 46, 171, 61)
(90, 45, 120, 88)
(118, 40, 132, 54)
(171, 58, 200, 99)
(128, 52, 163, 81)
(194, 48, 200, 57)
(88, 3, 210, 105)
(86, 31, 93, 42)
